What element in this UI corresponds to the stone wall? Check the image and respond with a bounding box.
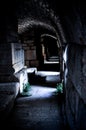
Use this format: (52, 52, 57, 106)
(0, 43, 12, 75)
(63, 44, 86, 130)
(12, 43, 24, 73)
(22, 41, 39, 68)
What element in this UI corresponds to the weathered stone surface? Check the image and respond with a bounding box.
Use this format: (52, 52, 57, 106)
(0, 82, 20, 121)
(15, 68, 28, 94)
(0, 43, 13, 75)
(12, 43, 24, 73)
(0, 94, 14, 121)
(64, 44, 86, 130)
(66, 44, 86, 103)
(0, 82, 20, 97)
(26, 50, 36, 60)
(2, 85, 64, 130)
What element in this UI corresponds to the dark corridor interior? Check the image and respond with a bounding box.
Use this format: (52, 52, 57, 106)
(2, 71, 64, 130)
(0, 1, 86, 130)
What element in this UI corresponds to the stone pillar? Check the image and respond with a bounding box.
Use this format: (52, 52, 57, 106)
(34, 32, 44, 69)
(0, 3, 28, 94)
(0, 4, 19, 82)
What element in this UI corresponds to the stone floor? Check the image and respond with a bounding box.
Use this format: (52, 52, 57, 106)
(28, 70, 61, 86)
(1, 71, 68, 130)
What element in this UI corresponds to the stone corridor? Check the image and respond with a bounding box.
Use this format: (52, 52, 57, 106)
(0, 1, 86, 129)
(1, 72, 66, 130)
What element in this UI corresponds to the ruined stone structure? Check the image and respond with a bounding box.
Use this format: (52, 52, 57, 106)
(0, 1, 86, 130)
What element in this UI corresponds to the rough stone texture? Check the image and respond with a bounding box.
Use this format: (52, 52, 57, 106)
(0, 94, 14, 121)
(22, 41, 38, 67)
(0, 1, 86, 130)
(0, 42, 25, 83)
(0, 82, 20, 122)
(63, 44, 86, 130)
(2, 85, 65, 130)
(14, 68, 28, 94)
(62, 12, 86, 45)
(26, 50, 36, 60)
(12, 43, 24, 73)
(30, 60, 39, 67)
(67, 44, 86, 103)
(0, 82, 20, 98)
(0, 43, 13, 75)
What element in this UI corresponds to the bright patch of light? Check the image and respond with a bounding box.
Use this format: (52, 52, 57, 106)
(63, 45, 68, 63)
(27, 67, 37, 73)
(44, 60, 59, 64)
(27, 85, 57, 99)
(37, 71, 60, 76)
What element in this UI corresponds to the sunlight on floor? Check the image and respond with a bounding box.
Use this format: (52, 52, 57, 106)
(26, 85, 57, 99)
(37, 71, 60, 76)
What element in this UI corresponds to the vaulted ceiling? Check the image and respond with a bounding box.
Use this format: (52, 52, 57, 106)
(0, 0, 86, 45)
(17, 0, 86, 45)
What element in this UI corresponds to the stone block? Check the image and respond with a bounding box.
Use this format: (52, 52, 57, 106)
(26, 50, 36, 60)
